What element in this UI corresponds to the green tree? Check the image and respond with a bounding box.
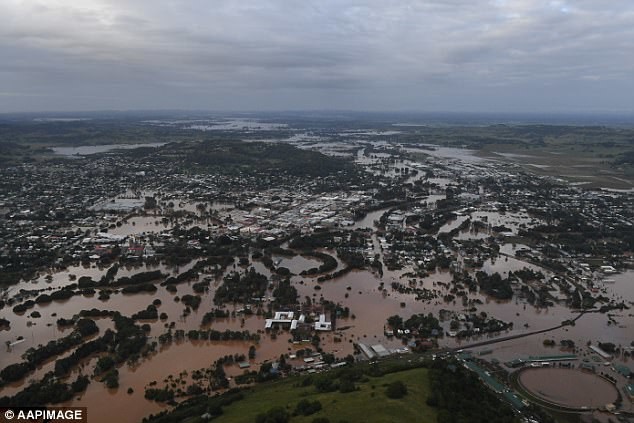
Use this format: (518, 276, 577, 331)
(385, 381, 407, 399)
(387, 315, 403, 328)
(255, 406, 289, 423)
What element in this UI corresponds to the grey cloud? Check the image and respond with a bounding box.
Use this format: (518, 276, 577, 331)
(0, 0, 632, 112)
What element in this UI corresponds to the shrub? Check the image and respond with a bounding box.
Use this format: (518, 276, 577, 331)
(294, 399, 322, 416)
(385, 381, 407, 399)
(255, 406, 289, 423)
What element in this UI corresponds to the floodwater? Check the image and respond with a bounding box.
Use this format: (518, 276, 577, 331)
(65, 340, 292, 423)
(598, 187, 634, 193)
(481, 255, 543, 275)
(2, 180, 632, 422)
(0, 262, 192, 368)
(4, 134, 632, 422)
(352, 208, 391, 230)
(519, 368, 618, 408)
(402, 145, 489, 163)
(471, 210, 539, 235)
(108, 215, 213, 236)
(187, 119, 287, 131)
(273, 255, 322, 274)
(438, 216, 470, 233)
(292, 258, 577, 351)
(1, 254, 630, 422)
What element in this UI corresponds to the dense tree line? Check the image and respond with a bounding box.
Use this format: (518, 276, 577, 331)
(145, 387, 175, 403)
(77, 270, 165, 289)
(12, 299, 36, 314)
(113, 270, 165, 286)
(122, 283, 157, 294)
(162, 268, 198, 286)
(158, 328, 259, 344)
(475, 271, 513, 300)
(290, 230, 367, 251)
(335, 248, 366, 269)
(55, 312, 149, 377)
(272, 280, 298, 305)
(132, 304, 159, 320)
(55, 330, 115, 376)
(142, 389, 245, 422)
(201, 308, 230, 326)
(180, 294, 202, 310)
(192, 280, 209, 293)
(426, 360, 519, 423)
(0, 373, 90, 406)
(0, 319, 98, 384)
(214, 268, 268, 305)
(190, 140, 354, 179)
(300, 253, 338, 275)
(387, 313, 442, 338)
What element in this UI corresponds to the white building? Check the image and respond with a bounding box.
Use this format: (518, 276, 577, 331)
(265, 311, 304, 330)
(314, 314, 332, 331)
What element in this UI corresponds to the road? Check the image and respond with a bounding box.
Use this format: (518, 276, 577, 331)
(448, 310, 586, 352)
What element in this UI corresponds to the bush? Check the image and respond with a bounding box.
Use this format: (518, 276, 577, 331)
(103, 369, 119, 389)
(294, 399, 322, 416)
(71, 375, 90, 393)
(314, 377, 337, 393)
(385, 381, 407, 399)
(35, 294, 52, 304)
(0, 362, 31, 382)
(186, 384, 203, 396)
(255, 406, 289, 423)
(50, 289, 74, 301)
(339, 379, 356, 393)
(95, 356, 115, 374)
(76, 318, 98, 336)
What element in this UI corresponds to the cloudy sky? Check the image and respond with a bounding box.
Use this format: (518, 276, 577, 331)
(1, 0, 633, 113)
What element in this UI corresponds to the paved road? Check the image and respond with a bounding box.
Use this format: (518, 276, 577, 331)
(447, 311, 586, 352)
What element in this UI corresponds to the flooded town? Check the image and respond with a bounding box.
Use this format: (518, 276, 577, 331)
(0, 114, 633, 423)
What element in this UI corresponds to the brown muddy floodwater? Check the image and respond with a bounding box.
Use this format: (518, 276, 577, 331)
(2, 247, 631, 423)
(64, 337, 302, 423)
(518, 368, 618, 409)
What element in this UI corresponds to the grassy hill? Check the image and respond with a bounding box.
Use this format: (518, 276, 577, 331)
(216, 367, 436, 423)
(187, 140, 355, 178)
(143, 357, 530, 423)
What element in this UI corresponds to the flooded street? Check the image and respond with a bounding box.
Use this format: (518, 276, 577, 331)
(3, 216, 630, 421)
(2, 139, 632, 423)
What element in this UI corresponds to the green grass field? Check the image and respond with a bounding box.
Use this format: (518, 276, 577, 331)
(215, 367, 437, 423)
(477, 142, 633, 189)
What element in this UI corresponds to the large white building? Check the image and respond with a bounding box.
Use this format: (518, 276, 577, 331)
(314, 314, 332, 331)
(265, 311, 304, 330)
